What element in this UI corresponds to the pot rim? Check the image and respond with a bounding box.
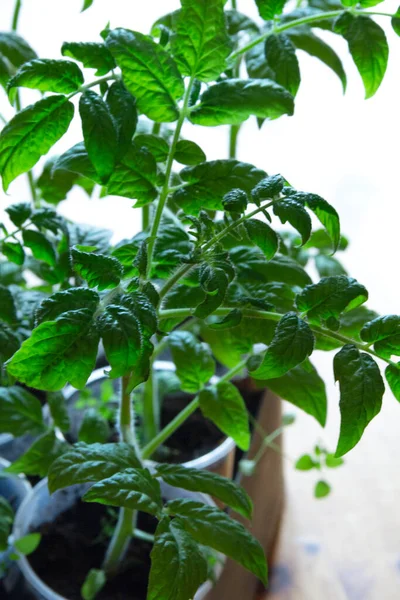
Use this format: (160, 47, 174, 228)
(63, 362, 236, 471)
(14, 478, 220, 600)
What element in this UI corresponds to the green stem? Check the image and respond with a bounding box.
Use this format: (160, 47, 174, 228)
(231, 0, 237, 9)
(146, 76, 196, 278)
(103, 374, 138, 575)
(230, 9, 397, 61)
(152, 122, 161, 136)
(27, 170, 40, 208)
(142, 205, 150, 230)
(142, 359, 247, 460)
(67, 74, 118, 100)
(229, 124, 240, 159)
(133, 528, 155, 543)
(142, 369, 159, 444)
(12, 0, 22, 31)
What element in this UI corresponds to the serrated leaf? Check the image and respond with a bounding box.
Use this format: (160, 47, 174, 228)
(273, 198, 311, 245)
(62, 42, 116, 76)
(106, 28, 184, 122)
(334, 13, 388, 99)
(169, 331, 215, 393)
(36, 158, 77, 205)
(195, 259, 234, 318)
(79, 90, 117, 183)
(135, 134, 169, 163)
(287, 26, 346, 91)
(255, 0, 287, 19)
(14, 533, 41, 555)
(174, 139, 206, 166)
(245, 44, 275, 80)
(6, 309, 99, 391)
(52, 142, 99, 182)
(171, 0, 231, 82)
(265, 34, 300, 97)
(296, 275, 368, 328)
(71, 248, 122, 290)
(81, 569, 106, 600)
(167, 499, 267, 585)
(243, 218, 278, 260)
(22, 230, 56, 267)
(173, 159, 266, 214)
(250, 312, 314, 380)
(5, 430, 67, 477)
(107, 144, 158, 206)
(0, 496, 14, 551)
(190, 78, 294, 126)
(0, 32, 37, 68)
(35, 288, 99, 325)
(264, 358, 327, 426)
(148, 518, 208, 600)
(106, 81, 138, 161)
(360, 315, 400, 359)
(7, 58, 83, 94)
(48, 442, 141, 493)
(156, 464, 252, 518)
(385, 363, 400, 402)
(199, 381, 250, 450)
(78, 408, 110, 444)
(294, 192, 340, 252)
(0, 386, 46, 436)
(84, 468, 162, 515)
(334, 344, 384, 456)
(5, 202, 31, 227)
(0, 95, 74, 191)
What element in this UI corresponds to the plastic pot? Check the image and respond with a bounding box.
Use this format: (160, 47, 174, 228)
(63, 363, 236, 479)
(12, 478, 222, 600)
(0, 457, 32, 598)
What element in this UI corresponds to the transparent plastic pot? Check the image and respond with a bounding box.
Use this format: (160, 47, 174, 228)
(63, 362, 236, 479)
(12, 478, 222, 600)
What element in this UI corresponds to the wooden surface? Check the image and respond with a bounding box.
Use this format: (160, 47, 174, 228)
(257, 352, 400, 600)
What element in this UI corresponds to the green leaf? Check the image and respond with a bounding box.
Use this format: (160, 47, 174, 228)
(62, 42, 116, 76)
(83, 468, 163, 515)
(79, 90, 117, 183)
(0, 322, 20, 364)
(2, 241, 24, 265)
(391, 7, 400, 37)
(325, 454, 344, 468)
(106, 28, 184, 122)
(106, 81, 138, 160)
(334, 344, 384, 456)
(71, 248, 122, 291)
(5, 430, 67, 477)
(134, 134, 169, 163)
(287, 26, 346, 92)
(5, 202, 31, 227)
(36, 158, 78, 205)
(107, 144, 158, 206)
(314, 480, 331, 498)
(243, 219, 278, 260)
(199, 381, 250, 451)
(48, 442, 141, 493)
(296, 276, 368, 329)
(81, 569, 106, 600)
(0, 285, 16, 323)
(148, 518, 208, 600)
(35, 288, 99, 325)
(47, 391, 70, 433)
(7, 58, 83, 94)
(174, 140, 206, 166)
(273, 198, 311, 245)
(334, 13, 388, 99)
(251, 313, 314, 380)
(190, 78, 294, 126)
(385, 363, 400, 402)
(171, 0, 231, 82)
(82, 0, 94, 10)
(14, 533, 41, 555)
(295, 454, 318, 470)
(195, 258, 235, 318)
(156, 464, 252, 518)
(0, 386, 46, 436)
(78, 408, 110, 444)
(245, 44, 275, 80)
(265, 34, 300, 97)
(295, 192, 340, 252)
(226, 10, 260, 38)
(208, 309, 242, 330)
(0, 32, 37, 68)
(0, 55, 11, 91)
(254, 0, 287, 19)
(263, 359, 327, 426)
(315, 254, 346, 278)
(52, 142, 99, 182)
(360, 315, 400, 359)
(22, 230, 56, 267)
(167, 499, 267, 585)
(0, 496, 14, 552)
(169, 331, 215, 393)
(0, 95, 74, 191)
(6, 309, 99, 391)
(173, 159, 266, 214)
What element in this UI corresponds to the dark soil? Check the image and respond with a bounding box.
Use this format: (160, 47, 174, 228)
(28, 498, 156, 600)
